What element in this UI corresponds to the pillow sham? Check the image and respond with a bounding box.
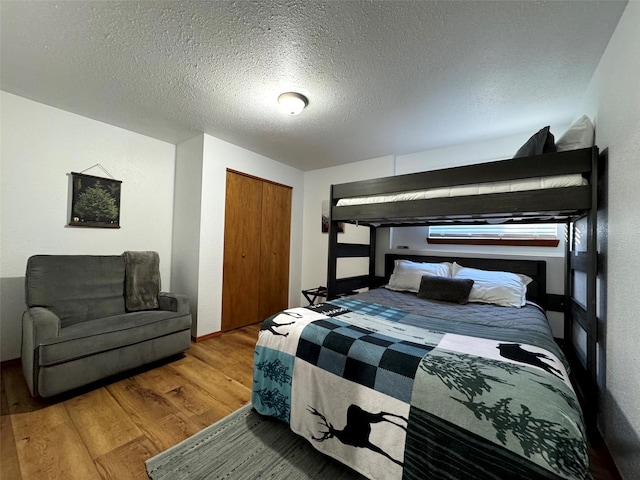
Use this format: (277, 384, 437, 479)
(451, 262, 532, 308)
(386, 260, 451, 293)
(513, 126, 556, 158)
(556, 115, 595, 152)
(417, 275, 474, 304)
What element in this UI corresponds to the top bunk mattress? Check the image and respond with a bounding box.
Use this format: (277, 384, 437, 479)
(336, 173, 587, 206)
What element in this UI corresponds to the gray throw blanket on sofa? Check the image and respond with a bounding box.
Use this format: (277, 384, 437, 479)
(123, 251, 161, 311)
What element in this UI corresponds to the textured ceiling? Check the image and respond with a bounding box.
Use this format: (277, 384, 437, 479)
(0, 1, 627, 171)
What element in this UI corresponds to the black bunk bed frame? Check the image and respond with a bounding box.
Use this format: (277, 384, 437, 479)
(326, 146, 601, 430)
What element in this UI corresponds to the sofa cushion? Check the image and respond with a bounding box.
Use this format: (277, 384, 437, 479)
(37, 330, 191, 398)
(38, 310, 191, 366)
(26, 255, 126, 328)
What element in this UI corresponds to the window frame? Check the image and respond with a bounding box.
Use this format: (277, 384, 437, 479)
(426, 223, 560, 247)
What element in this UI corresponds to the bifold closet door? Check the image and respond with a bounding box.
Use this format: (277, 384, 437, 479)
(221, 171, 263, 331)
(258, 181, 292, 320)
(222, 170, 292, 332)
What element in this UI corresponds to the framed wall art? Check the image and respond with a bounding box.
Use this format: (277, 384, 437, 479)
(69, 172, 122, 228)
(321, 200, 344, 233)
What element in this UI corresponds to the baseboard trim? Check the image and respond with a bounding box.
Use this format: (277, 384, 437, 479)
(192, 331, 222, 342)
(0, 358, 21, 368)
(590, 425, 624, 480)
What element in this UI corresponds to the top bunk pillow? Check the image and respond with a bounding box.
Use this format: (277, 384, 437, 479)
(451, 262, 532, 308)
(513, 126, 556, 158)
(386, 259, 451, 293)
(556, 115, 595, 152)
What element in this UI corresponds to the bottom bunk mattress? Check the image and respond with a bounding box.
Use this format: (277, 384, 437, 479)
(251, 291, 589, 480)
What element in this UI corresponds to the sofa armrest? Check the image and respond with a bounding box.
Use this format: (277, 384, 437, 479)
(159, 292, 190, 314)
(24, 307, 61, 345)
(22, 307, 61, 397)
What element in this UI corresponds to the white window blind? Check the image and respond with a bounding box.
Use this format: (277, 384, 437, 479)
(428, 224, 559, 240)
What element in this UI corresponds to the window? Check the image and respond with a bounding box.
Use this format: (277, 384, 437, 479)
(427, 223, 560, 247)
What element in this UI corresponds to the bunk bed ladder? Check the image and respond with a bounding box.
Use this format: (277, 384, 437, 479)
(564, 147, 599, 434)
(326, 187, 377, 300)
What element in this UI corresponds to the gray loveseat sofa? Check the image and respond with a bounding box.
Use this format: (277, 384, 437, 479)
(21, 253, 192, 397)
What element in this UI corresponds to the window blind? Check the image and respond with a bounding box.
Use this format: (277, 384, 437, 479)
(428, 224, 559, 240)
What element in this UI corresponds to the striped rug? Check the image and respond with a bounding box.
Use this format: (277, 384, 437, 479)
(145, 404, 365, 480)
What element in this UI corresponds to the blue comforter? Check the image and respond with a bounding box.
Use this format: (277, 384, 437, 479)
(252, 295, 589, 480)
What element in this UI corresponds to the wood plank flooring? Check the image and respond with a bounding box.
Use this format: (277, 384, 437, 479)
(0, 323, 622, 480)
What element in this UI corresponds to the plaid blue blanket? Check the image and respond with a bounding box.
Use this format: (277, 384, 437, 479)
(252, 299, 589, 480)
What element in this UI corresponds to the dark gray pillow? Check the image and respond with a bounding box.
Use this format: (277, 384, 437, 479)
(513, 126, 557, 158)
(417, 275, 474, 304)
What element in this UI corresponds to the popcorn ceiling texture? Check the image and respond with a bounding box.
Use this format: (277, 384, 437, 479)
(0, 1, 627, 170)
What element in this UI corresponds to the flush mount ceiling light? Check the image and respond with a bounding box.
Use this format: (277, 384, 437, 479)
(278, 92, 308, 115)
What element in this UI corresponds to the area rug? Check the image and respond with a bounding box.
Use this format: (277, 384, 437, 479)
(145, 404, 365, 479)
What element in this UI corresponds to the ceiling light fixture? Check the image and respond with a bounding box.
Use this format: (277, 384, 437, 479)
(278, 92, 308, 115)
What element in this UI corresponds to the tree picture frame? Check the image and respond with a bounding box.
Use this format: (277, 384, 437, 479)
(321, 200, 344, 233)
(69, 172, 122, 228)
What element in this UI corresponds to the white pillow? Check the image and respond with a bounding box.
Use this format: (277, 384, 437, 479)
(386, 260, 451, 293)
(556, 115, 594, 152)
(451, 262, 532, 308)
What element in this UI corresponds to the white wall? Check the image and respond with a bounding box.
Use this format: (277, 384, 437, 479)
(580, 2, 640, 477)
(0, 92, 176, 361)
(301, 156, 395, 302)
(173, 134, 305, 338)
(395, 131, 539, 174)
(171, 136, 204, 336)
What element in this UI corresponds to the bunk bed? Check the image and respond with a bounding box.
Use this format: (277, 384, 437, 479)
(252, 145, 600, 480)
(325, 145, 599, 411)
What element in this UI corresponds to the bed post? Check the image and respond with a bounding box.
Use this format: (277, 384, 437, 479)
(368, 226, 377, 287)
(584, 146, 599, 432)
(564, 219, 572, 346)
(326, 186, 378, 300)
(564, 147, 599, 435)
(327, 186, 339, 300)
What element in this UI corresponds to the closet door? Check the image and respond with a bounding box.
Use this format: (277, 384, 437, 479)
(221, 171, 263, 331)
(258, 181, 292, 320)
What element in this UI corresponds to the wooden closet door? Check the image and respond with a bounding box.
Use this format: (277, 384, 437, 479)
(221, 171, 263, 331)
(258, 181, 292, 320)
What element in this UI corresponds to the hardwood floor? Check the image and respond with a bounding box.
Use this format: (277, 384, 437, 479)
(1, 324, 259, 480)
(1, 323, 622, 480)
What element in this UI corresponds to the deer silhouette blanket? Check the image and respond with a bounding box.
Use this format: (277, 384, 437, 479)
(252, 297, 589, 480)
